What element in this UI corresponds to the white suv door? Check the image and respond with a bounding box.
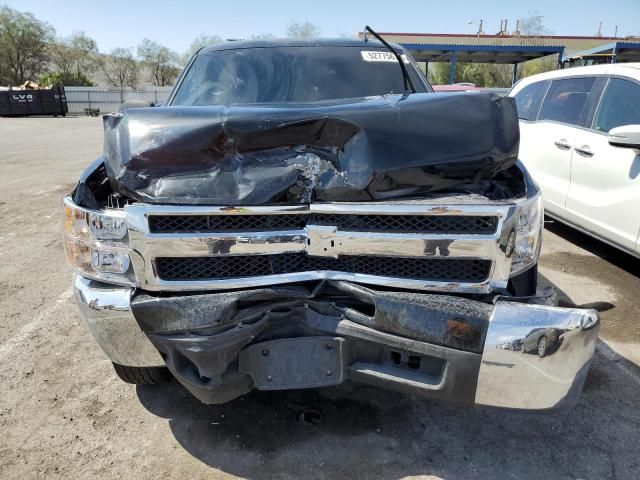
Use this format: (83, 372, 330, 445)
(515, 77, 597, 214)
(565, 76, 640, 252)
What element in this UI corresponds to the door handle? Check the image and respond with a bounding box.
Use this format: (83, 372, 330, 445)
(554, 138, 572, 150)
(574, 145, 594, 157)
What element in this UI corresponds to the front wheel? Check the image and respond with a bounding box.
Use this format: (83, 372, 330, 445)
(537, 336, 548, 358)
(112, 363, 172, 385)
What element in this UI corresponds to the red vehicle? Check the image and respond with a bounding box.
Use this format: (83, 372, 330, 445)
(432, 83, 481, 92)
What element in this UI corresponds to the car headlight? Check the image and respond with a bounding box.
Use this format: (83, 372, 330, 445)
(509, 192, 543, 276)
(63, 197, 135, 286)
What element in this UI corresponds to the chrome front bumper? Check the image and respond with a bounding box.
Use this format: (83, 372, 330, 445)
(475, 302, 599, 411)
(74, 275, 599, 411)
(73, 276, 163, 367)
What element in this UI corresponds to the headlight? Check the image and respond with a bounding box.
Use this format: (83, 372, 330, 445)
(63, 197, 135, 286)
(509, 192, 543, 276)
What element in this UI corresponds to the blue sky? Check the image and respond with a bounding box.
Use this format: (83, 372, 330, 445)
(3, 0, 639, 54)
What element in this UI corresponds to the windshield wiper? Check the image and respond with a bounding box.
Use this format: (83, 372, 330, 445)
(365, 25, 415, 94)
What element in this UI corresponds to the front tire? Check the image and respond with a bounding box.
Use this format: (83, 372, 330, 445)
(112, 363, 172, 385)
(537, 336, 548, 358)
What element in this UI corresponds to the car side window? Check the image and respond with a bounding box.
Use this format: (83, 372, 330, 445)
(538, 77, 596, 126)
(513, 81, 547, 121)
(593, 78, 640, 132)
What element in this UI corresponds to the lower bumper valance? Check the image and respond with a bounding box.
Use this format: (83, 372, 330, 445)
(74, 276, 599, 411)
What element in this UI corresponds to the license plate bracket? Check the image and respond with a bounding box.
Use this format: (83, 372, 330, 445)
(239, 337, 346, 390)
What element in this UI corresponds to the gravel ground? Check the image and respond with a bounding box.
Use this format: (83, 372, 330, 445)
(1, 116, 639, 480)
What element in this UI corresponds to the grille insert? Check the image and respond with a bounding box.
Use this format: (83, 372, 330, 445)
(149, 214, 307, 233)
(155, 255, 491, 283)
(309, 214, 497, 233)
(149, 213, 498, 234)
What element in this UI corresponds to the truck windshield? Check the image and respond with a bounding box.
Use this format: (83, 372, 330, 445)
(171, 46, 428, 106)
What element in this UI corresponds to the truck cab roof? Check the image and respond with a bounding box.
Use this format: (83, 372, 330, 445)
(198, 38, 405, 54)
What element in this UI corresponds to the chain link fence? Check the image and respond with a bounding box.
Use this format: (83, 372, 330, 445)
(64, 87, 174, 115)
(64, 86, 509, 115)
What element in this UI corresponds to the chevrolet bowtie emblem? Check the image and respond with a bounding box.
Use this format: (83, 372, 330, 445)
(305, 225, 340, 258)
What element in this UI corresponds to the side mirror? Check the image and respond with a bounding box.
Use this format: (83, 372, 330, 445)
(608, 125, 640, 150)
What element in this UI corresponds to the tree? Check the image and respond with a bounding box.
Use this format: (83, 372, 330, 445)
(182, 34, 223, 63)
(137, 39, 180, 86)
(515, 14, 558, 80)
(102, 47, 138, 87)
(0, 6, 53, 85)
(427, 62, 448, 85)
(286, 21, 321, 39)
(50, 32, 99, 76)
(520, 55, 557, 79)
(38, 71, 94, 87)
(68, 31, 99, 76)
(48, 31, 99, 85)
(427, 62, 512, 88)
(516, 13, 552, 42)
(427, 14, 557, 87)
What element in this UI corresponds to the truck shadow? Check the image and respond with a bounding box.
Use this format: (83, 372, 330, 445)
(136, 276, 639, 479)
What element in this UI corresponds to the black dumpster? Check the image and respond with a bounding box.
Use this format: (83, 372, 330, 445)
(0, 84, 68, 117)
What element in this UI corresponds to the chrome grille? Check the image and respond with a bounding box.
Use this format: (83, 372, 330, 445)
(156, 255, 492, 283)
(148, 213, 498, 234)
(126, 201, 516, 293)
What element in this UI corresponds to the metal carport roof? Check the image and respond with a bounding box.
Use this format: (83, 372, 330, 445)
(399, 43, 565, 85)
(563, 41, 640, 64)
(401, 43, 565, 64)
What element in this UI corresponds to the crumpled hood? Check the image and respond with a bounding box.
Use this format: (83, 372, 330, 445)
(102, 92, 519, 205)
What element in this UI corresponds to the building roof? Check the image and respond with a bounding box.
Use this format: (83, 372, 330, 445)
(373, 32, 619, 42)
(374, 32, 639, 55)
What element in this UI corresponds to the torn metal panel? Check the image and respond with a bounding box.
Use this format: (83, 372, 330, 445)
(102, 92, 519, 205)
(134, 280, 487, 405)
(132, 280, 492, 353)
(71, 156, 110, 210)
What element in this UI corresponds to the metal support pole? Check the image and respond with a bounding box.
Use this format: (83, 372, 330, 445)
(558, 49, 565, 70)
(512, 63, 518, 85)
(449, 53, 457, 85)
(611, 44, 617, 64)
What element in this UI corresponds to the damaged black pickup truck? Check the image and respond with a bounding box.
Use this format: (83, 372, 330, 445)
(64, 38, 599, 411)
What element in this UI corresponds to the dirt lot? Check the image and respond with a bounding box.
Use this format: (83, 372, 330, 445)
(1, 116, 639, 479)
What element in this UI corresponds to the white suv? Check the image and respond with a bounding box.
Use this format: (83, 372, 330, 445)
(509, 64, 640, 257)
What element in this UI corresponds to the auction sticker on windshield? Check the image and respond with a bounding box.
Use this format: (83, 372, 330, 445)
(361, 51, 409, 63)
